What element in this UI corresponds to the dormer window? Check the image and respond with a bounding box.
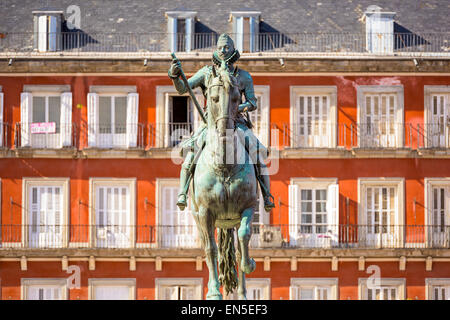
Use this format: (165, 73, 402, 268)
(166, 11, 197, 52)
(364, 5, 396, 54)
(230, 11, 260, 53)
(33, 9, 63, 52)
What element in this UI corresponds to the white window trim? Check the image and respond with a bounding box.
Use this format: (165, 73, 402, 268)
(356, 85, 404, 148)
(253, 85, 270, 147)
(246, 278, 271, 300)
(357, 177, 405, 247)
(88, 178, 136, 248)
(358, 278, 405, 300)
(155, 278, 203, 300)
(230, 11, 261, 53)
(166, 11, 197, 53)
(87, 86, 139, 148)
(21, 278, 68, 300)
(290, 278, 339, 300)
(425, 278, 450, 300)
(424, 86, 450, 148)
(289, 86, 338, 148)
(0, 87, 3, 148)
(20, 85, 72, 148)
(424, 177, 450, 246)
(155, 85, 204, 148)
(88, 278, 136, 300)
(19, 177, 70, 249)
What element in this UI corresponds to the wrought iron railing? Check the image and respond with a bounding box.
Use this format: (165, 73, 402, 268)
(14, 122, 77, 149)
(0, 224, 448, 249)
(1, 32, 449, 56)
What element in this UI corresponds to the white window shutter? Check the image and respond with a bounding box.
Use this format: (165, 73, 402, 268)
(249, 17, 256, 52)
(87, 93, 99, 147)
(235, 17, 244, 52)
(0, 92, 3, 147)
(288, 184, 299, 245)
(326, 183, 339, 245)
(38, 15, 48, 52)
(168, 17, 177, 52)
(48, 15, 58, 52)
(20, 92, 33, 147)
(164, 93, 171, 147)
(126, 93, 139, 148)
(60, 92, 72, 147)
(185, 18, 194, 52)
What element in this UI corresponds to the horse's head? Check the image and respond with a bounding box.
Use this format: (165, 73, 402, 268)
(207, 62, 241, 138)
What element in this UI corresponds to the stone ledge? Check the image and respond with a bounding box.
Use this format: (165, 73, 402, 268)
(13, 147, 78, 159)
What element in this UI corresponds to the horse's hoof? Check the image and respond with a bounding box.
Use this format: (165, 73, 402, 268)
(206, 293, 223, 300)
(241, 258, 256, 274)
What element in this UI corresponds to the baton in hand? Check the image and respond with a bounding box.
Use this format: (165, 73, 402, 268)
(171, 53, 207, 124)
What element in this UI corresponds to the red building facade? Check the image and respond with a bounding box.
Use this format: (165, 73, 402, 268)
(0, 1, 449, 300)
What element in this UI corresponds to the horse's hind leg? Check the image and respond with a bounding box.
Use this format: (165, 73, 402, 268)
(237, 207, 256, 274)
(236, 234, 247, 300)
(194, 206, 222, 300)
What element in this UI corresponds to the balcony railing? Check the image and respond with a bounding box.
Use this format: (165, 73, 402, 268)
(14, 122, 77, 149)
(1, 32, 449, 56)
(0, 224, 448, 250)
(0, 122, 10, 148)
(81, 122, 146, 149)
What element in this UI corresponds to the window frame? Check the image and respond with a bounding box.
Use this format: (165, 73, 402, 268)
(155, 178, 199, 248)
(89, 178, 136, 248)
(426, 278, 450, 300)
(166, 11, 197, 53)
(424, 178, 450, 248)
(424, 86, 450, 148)
(20, 177, 70, 249)
(290, 86, 338, 148)
(155, 278, 203, 300)
(358, 278, 405, 300)
(230, 11, 261, 53)
(356, 85, 404, 148)
(290, 278, 339, 300)
(88, 278, 136, 300)
(289, 178, 339, 247)
(357, 178, 405, 248)
(21, 278, 68, 300)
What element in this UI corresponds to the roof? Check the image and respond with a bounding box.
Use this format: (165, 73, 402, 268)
(1, 0, 449, 35)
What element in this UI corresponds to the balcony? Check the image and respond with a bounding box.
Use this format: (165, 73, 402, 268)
(14, 122, 77, 149)
(0, 32, 449, 57)
(0, 224, 448, 250)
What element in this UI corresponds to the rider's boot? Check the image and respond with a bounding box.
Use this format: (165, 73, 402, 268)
(259, 171, 275, 211)
(177, 153, 194, 211)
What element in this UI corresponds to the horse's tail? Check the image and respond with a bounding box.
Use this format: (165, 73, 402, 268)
(217, 228, 238, 296)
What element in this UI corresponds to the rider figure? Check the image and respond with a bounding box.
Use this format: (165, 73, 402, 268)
(168, 33, 275, 212)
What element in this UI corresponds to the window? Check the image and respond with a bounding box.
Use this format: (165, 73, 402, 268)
(22, 279, 67, 300)
(364, 6, 395, 54)
(155, 278, 203, 300)
(87, 86, 139, 148)
(89, 178, 136, 248)
(23, 178, 69, 248)
(20, 85, 72, 148)
(33, 11, 63, 52)
(424, 86, 450, 148)
(166, 11, 196, 52)
(226, 278, 271, 300)
(426, 279, 450, 300)
(249, 189, 272, 248)
(290, 86, 337, 148)
(157, 179, 199, 248)
(155, 86, 204, 148)
(289, 178, 339, 248)
(249, 86, 270, 147)
(290, 278, 338, 300)
(89, 279, 136, 300)
(358, 178, 404, 248)
(359, 278, 405, 300)
(357, 85, 404, 148)
(231, 11, 260, 53)
(425, 178, 450, 248)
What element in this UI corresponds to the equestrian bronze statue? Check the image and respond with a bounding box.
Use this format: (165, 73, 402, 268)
(168, 33, 274, 300)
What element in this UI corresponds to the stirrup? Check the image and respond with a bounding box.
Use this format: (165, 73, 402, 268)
(263, 194, 275, 212)
(177, 194, 187, 211)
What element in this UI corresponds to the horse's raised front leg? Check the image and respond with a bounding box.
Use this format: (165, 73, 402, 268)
(238, 207, 256, 275)
(194, 206, 222, 300)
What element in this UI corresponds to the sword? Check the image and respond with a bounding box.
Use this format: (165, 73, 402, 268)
(171, 52, 207, 124)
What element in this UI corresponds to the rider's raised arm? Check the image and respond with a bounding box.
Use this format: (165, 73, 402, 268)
(239, 70, 258, 112)
(170, 66, 208, 95)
